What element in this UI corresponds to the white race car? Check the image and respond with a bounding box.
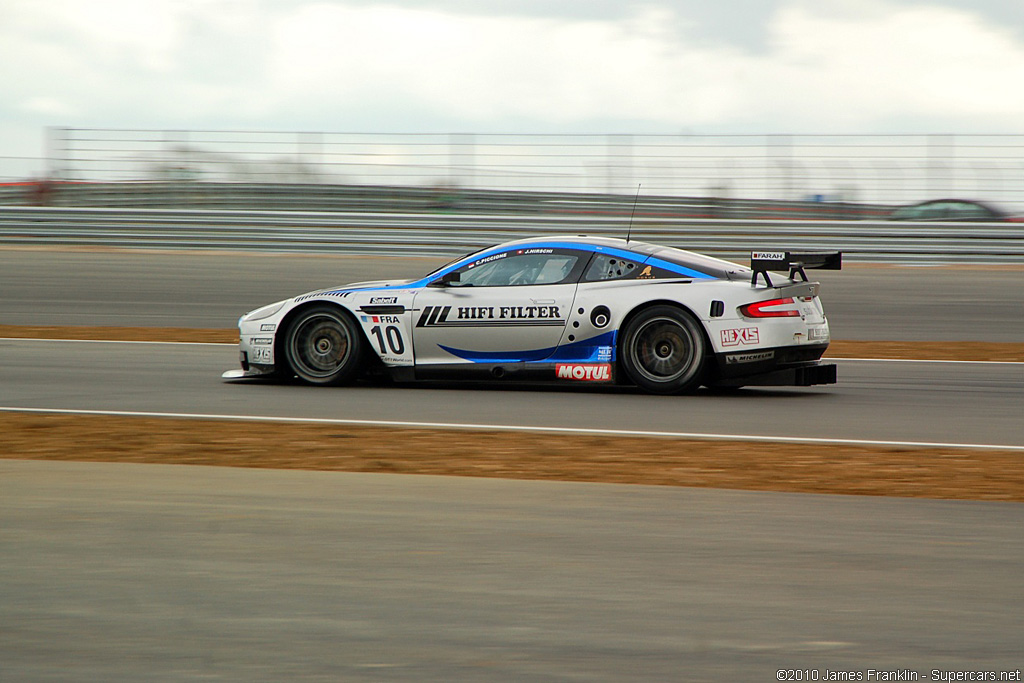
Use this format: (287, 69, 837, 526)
(223, 236, 840, 394)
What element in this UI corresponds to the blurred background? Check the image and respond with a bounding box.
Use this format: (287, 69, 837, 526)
(3, 129, 1024, 219)
(3, 1, 1024, 258)
(4, 1, 1024, 215)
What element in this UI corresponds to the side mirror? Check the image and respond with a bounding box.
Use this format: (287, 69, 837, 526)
(431, 270, 461, 287)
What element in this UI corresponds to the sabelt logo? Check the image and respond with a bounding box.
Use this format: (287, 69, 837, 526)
(556, 363, 612, 381)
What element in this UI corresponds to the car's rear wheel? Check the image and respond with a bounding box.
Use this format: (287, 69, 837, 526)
(283, 305, 363, 386)
(619, 305, 706, 394)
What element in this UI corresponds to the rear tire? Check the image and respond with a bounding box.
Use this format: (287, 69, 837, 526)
(283, 305, 364, 386)
(619, 306, 707, 394)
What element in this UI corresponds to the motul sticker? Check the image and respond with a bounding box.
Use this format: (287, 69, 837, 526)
(721, 327, 760, 346)
(556, 363, 612, 381)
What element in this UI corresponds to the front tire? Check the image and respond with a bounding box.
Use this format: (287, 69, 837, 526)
(619, 305, 707, 394)
(283, 305, 364, 386)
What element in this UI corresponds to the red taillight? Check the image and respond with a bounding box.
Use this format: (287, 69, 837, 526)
(739, 297, 801, 318)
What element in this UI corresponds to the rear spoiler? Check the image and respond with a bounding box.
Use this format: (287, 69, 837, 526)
(750, 251, 842, 287)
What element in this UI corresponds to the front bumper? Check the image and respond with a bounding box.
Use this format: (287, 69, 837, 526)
(221, 349, 277, 381)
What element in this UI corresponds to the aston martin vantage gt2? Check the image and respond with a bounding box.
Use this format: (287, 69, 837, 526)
(223, 236, 841, 394)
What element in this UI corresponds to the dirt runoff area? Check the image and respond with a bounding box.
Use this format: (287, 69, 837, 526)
(3, 325, 1023, 502)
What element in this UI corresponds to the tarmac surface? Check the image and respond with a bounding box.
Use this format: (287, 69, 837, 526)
(1, 339, 1021, 447)
(2, 249, 1023, 341)
(3, 460, 1022, 682)
(2, 248, 1022, 681)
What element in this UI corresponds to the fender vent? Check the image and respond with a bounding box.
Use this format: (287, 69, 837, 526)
(709, 300, 725, 318)
(360, 305, 406, 315)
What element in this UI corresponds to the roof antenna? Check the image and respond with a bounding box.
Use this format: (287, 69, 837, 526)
(626, 183, 641, 243)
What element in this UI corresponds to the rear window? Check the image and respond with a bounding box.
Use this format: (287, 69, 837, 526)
(584, 254, 643, 281)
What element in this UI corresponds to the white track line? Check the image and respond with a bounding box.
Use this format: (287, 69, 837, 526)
(3, 337, 1022, 364)
(2, 406, 1022, 452)
(833, 357, 1023, 365)
(0, 337, 232, 347)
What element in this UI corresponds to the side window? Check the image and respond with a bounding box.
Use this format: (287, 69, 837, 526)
(457, 252, 580, 287)
(584, 254, 644, 282)
(953, 203, 987, 219)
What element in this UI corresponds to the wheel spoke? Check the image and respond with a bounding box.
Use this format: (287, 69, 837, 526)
(621, 308, 706, 394)
(287, 311, 354, 381)
(633, 319, 694, 381)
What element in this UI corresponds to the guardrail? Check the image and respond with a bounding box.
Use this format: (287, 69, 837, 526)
(0, 181, 889, 220)
(1, 206, 1021, 264)
(32, 128, 1024, 210)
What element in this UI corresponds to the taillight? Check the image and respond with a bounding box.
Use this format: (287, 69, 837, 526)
(739, 297, 801, 318)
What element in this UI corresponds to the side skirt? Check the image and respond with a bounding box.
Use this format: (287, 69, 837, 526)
(389, 361, 617, 384)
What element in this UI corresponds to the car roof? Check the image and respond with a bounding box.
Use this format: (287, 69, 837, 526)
(903, 198, 1005, 213)
(490, 234, 746, 279)
(499, 234, 661, 255)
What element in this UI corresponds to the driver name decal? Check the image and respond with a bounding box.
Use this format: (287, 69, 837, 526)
(467, 252, 507, 269)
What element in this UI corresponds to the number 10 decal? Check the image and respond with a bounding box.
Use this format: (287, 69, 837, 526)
(370, 325, 405, 355)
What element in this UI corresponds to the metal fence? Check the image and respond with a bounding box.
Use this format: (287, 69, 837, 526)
(27, 129, 1024, 210)
(0, 181, 890, 220)
(1, 206, 1020, 264)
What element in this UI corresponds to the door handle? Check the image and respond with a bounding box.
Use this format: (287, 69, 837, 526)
(531, 298, 556, 304)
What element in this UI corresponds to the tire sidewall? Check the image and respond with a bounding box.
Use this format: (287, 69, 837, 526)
(619, 305, 707, 394)
(283, 305, 363, 386)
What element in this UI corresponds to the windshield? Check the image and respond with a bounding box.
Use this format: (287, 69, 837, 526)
(421, 244, 494, 279)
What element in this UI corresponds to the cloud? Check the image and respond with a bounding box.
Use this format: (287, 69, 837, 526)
(264, 4, 744, 128)
(2, 0, 1024, 144)
(261, 1, 1024, 132)
(748, 2, 1024, 128)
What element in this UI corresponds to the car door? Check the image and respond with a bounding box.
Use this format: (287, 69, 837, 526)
(411, 247, 588, 366)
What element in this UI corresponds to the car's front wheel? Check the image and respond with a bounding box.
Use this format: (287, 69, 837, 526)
(619, 305, 707, 394)
(283, 305, 364, 386)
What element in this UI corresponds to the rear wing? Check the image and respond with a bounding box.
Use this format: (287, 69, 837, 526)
(750, 251, 842, 287)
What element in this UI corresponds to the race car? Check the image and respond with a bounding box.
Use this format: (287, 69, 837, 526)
(222, 236, 840, 394)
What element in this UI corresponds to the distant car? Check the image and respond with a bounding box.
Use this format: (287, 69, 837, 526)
(223, 236, 841, 394)
(887, 199, 1018, 222)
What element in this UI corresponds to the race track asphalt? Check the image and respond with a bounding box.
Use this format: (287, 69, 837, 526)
(2, 248, 1023, 681)
(2, 250, 1023, 341)
(1, 339, 1022, 447)
(3, 459, 1022, 682)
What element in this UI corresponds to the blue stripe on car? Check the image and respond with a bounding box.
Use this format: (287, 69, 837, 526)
(322, 242, 716, 297)
(438, 330, 618, 364)
(640, 255, 715, 279)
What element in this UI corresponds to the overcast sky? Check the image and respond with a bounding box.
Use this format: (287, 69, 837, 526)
(3, 0, 1024, 176)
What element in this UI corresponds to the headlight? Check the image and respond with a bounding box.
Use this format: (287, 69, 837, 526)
(242, 300, 287, 322)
